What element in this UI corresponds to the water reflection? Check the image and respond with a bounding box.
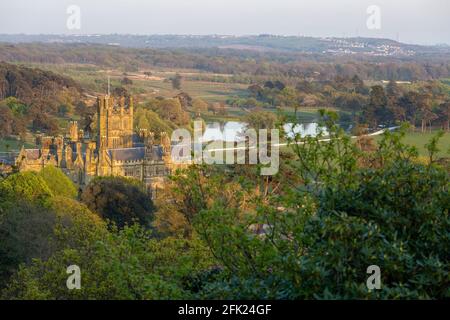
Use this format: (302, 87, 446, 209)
(201, 121, 328, 142)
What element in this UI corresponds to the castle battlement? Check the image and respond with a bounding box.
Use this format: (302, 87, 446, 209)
(98, 96, 133, 111)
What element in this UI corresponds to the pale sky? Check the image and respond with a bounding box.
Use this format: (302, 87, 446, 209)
(0, 0, 449, 45)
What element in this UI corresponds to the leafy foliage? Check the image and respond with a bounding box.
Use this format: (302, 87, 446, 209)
(0, 111, 448, 300)
(39, 166, 78, 199)
(0, 171, 53, 206)
(161, 113, 449, 299)
(1, 225, 213, 300)
(0, 201, 57, 285)
(0, 196, 105, 290)
(81, 176, 155, 229)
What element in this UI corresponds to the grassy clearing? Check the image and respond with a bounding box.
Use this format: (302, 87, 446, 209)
(276, 107, 340, 122)
(137, 78, 248, 102)
(0, 137, 35, 152)
(374, 130, 450, 157)
(198, 106, 334, 123)
(278, 130, 450, 159)
(18, 63, 249, 103)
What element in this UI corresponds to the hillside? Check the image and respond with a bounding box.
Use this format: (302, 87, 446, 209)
(1, 34, 450, 57)
(1, 42, 450, 81)
(0, 62, 83, 139)
(0, 62, 82, 105)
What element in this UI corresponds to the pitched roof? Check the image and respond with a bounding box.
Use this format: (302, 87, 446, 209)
(108, 146, 165, 162)
(147, 145, 164, 160)
(108, 147, 145, 162)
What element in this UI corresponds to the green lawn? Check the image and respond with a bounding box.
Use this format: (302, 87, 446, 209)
(198, 106, 335, 123)
(0, 137, 35, 152)
(375, 130, 450, 158)
(278, 130, 450, 159)
(20, 63, 250, 103)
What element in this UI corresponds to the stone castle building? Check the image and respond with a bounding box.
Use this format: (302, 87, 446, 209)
(14, 95, 174, 196)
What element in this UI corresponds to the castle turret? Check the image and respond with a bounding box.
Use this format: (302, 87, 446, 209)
(75, 142, 82, 159)
(54, 136, 64, 166)
(160, 132, 171, 155)
(65, 144, 73, 169)
(145, 131, 155, 147)
(97, 96, 108, 149)
(97, 96, 108, 172)
(139, 128, 148, 140)
(120, 96, 125, 116)
(41, 137, 53, 157)
(97, 95, 133, 150)
(128, 96, 134, 120)
(78, 129, 84, 142)
(69, 121, 79, 142)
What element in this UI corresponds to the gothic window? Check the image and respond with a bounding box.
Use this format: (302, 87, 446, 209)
(156, 165, 166, 175)
(113, 119, 120, 130)
(124, 166, 134, 177)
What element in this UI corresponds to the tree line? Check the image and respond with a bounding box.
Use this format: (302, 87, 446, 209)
(244, 76, 450, 131)
(1, 43, 450, 81)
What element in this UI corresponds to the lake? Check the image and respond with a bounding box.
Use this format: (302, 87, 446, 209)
(201, 121, 328, 142)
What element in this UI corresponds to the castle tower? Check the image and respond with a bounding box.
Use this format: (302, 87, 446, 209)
(145, 131, 155, 147)
(120, 96, 133, 148)
(65, 144, 73, 169)
(160, 132, 171, 155)
(143, 132, 155, 165)
(97, 95, 134, 150)
(41, 137, 53, 157)
(84, 141, 97, 179)
(97, 96, 109, 176)
(69, 121, 79, 142)
(54, 136, 64, 167)
(140, 131, 154, 182)
(139, 128, 148, 141)
(78, 129, 84, 142)
(97, 96, 108, 150)
(75, 142, 83, 160)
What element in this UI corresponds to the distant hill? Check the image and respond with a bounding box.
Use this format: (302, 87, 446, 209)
(0, 39, 449, 81)
(1, 34, 449, 57)
(0, 62, 84, 138)
(0, 62, 81, 105)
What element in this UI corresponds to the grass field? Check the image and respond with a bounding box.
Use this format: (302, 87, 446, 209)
(0, 137, 35, 152)
(198, 106, 338, 123)
(278, 129, 450, 159)
(19, 63, 249, 104)
(139, 78, 248, 102)
(374, 130, 450, 158)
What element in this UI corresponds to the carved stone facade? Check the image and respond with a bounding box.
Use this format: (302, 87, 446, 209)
(14, 95, 173, 197)
(98, 95, 134, 150)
